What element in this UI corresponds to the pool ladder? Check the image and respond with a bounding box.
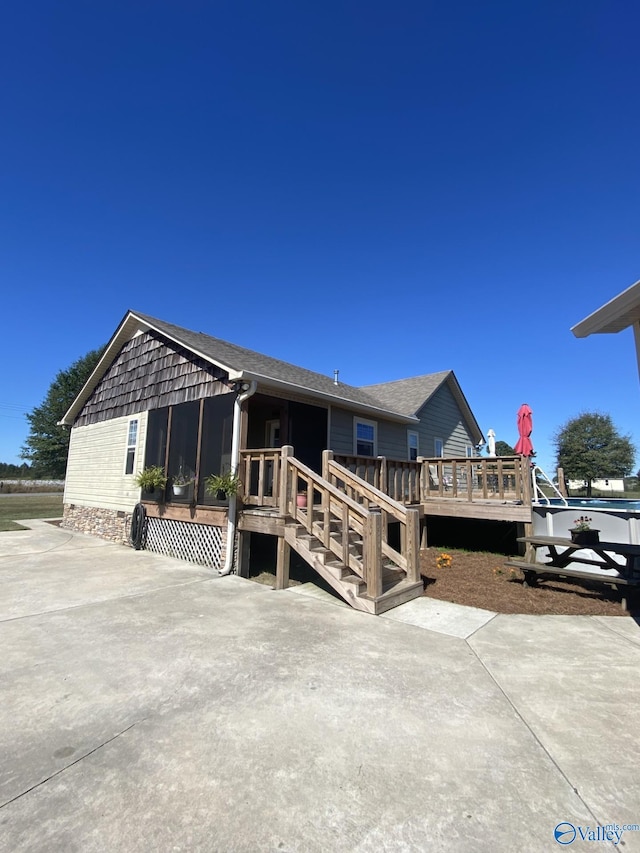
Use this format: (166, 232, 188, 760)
(531, 465, 568, 505)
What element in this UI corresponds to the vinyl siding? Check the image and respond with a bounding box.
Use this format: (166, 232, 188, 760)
(415, 382, 476, 457)
(64, 412, 149, 511)
(328, 407, 354, 454)
(329, 406, 413, 459)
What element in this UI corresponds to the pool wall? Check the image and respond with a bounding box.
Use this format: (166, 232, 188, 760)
(532, 503, 640, 545)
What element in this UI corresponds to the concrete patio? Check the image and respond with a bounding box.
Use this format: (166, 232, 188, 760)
(1, 520, 639, 851)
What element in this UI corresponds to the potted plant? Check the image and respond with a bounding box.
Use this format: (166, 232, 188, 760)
(205, 470, 240, 502)
(171, 468, 193, 497)
(570, 516, 600, 546)
(134, 466, 167, 498)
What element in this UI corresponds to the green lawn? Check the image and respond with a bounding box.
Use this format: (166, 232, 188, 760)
(0, 494, 64, 532)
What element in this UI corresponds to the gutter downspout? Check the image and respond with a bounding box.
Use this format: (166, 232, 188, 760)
(219, 380, 257, 575)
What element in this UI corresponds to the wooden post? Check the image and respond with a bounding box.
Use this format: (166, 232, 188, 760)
(405, 507, 420, 583)
(417, 457, 426, 502)
(521, 458, 535, 559)
(379, 456, 387, 496)
(279, 445, 294, 516)
(275, 537, 290, 589)
(420, 517, 428, 549)
(322, 449, 333, 481)
(236, 530, 251, 578)
(341, 503, 350, 567)
(557, 467, 568, 497)
(194, 398, 205, 499)
(364, 509, 383, 598)
(522, 457, 533, 507)
(497, 458, 504, 498)
(322, 450, 333, 548)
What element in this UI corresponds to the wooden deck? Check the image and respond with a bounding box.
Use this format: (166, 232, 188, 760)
(239, 448, 534, 527)
(235, 447, 534, 613)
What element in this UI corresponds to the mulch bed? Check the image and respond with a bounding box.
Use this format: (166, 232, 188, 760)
(420, 548, 636, 617)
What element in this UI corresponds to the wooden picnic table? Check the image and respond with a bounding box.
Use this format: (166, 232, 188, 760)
(504, 535, 640, 611)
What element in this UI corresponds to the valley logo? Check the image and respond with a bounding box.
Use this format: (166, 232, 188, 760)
(554, 822, 638, 845)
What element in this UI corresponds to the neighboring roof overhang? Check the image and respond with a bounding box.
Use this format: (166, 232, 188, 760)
(571, 280, 640, 336)
(60, 310, 416, 426)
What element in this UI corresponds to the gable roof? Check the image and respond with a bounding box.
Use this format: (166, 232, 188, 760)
(362, 372, 452, 416)
(61, 310, 481, 439)
(363, 372, 483, 444)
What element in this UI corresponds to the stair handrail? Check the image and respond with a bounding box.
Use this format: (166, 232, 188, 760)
(284, 450, 383, 595)
(325, 456, 409, 522)
(324, 452, 420, 584)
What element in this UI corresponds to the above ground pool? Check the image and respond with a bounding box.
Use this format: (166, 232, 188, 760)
(533, 498, 640, 552)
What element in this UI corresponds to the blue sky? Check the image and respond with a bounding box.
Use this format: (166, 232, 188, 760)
(1, 0, 638, 475)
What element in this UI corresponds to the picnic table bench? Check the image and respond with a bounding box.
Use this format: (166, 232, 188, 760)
(504, 536, 640, 611)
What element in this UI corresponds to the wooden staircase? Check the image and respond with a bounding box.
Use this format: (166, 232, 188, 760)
(284, 514, 423, 614)
(278, 449, 424, 615)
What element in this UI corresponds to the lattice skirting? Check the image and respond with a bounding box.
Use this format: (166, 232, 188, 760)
(144, 517, 225, 569)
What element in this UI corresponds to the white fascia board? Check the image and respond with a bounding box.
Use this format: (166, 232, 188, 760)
(571, 280, 640, 337)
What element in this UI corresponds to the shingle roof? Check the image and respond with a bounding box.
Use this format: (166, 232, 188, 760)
(362, 372, 452, 417)
(133, 311, 409, 417)
(62, 309, 479, 434)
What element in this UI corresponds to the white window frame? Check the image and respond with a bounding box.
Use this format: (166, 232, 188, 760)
(434, 437, 444, 458)
(465, 444, 474, 457)
(407, 431, 419, 461)
(354, 417, 377, 457)
(124, 419, 139, 475)
(265, 419, 281, 448)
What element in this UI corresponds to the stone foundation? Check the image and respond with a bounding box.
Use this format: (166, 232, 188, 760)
(62, 503, 228, 569)
(62, 504, 132, 546)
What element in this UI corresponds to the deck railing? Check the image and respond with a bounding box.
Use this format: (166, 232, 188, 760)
(239, 447, 281, 507)
(240, 449, 533, 508)
(333, 454, 422, 504)
(419, 455, 532, 504)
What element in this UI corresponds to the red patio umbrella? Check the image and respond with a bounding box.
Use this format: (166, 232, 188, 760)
(514, 403, 534, 456)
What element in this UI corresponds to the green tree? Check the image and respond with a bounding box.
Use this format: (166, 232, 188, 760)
(21, 347, 105, 478)
(554, 412, 635, 497)
(494, 440, 515, 456)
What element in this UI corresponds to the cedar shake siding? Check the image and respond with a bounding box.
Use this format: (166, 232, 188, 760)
(75, 330, 231, 427)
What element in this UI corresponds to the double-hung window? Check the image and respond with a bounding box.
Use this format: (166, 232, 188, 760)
(125, 419, 138, 475)
(354, 418, 377, 457)
(408, 431, 419, 461)
(434, 438, 444, 458)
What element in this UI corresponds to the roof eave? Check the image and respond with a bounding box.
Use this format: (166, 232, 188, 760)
(571, 280, 640, 337)
(59, 311, 240, 426)
(235, 371, 418, 423)
(60, 310, 417, 427)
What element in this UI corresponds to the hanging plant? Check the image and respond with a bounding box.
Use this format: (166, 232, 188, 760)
(205, 470, 240, 499)
(134, 466, 168, 492)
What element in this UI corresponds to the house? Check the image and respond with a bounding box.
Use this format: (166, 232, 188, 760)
(60, 309, 485, 612)
(567, 478, 625, 494)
